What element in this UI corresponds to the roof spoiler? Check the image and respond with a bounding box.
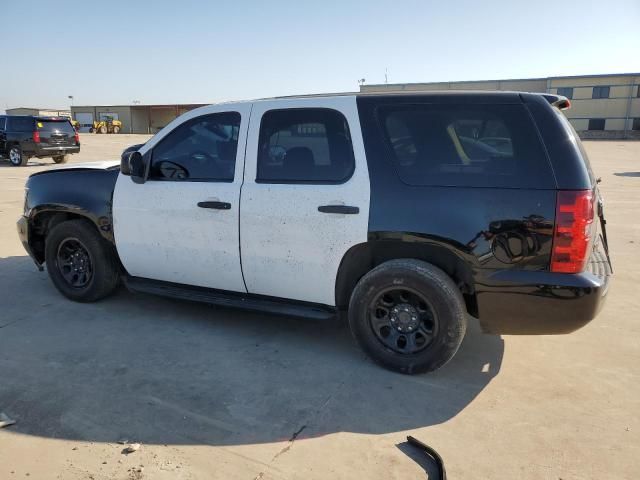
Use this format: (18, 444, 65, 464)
(540, 94, 571, 110)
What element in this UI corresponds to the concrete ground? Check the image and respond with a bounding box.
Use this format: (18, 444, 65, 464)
(0, 135, 638, 479)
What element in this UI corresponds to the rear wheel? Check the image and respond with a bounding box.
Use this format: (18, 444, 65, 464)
(8, 145, 27, 166)
(53, 155, 68, 164)
(45, 219, 120, 302)
(89, 127, 95, 133)
(99, 125, 107, 134)
(113, 125, 120, 134)
(348, 259, 466, 374)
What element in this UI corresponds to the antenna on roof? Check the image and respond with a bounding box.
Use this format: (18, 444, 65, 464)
(357, 78, 366, 87)
(385, 68, 389, 84)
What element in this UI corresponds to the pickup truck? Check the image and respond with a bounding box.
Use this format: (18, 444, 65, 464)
(16, 92, 612, 374)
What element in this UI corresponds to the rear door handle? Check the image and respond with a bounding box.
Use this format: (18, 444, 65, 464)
(198, 201, 231, 210)
(318, 205, 359, 214)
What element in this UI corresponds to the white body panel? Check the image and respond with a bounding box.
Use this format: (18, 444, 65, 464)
(239, 96, 370, 306)
(113, 103, 251, 292)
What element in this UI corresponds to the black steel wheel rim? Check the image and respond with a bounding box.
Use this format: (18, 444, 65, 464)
(56, 238, 93, 288)
(368, 286, 438, 354)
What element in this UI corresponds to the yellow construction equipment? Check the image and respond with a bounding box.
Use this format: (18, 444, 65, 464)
(89, 116, 122, 134)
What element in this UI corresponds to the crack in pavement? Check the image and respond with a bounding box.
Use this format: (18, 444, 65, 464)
(271, 424, 307, 462)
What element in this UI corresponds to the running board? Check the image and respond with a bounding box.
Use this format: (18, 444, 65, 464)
(123, 277, 336, 320)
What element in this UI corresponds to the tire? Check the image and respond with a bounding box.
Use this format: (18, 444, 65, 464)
(348, 259, 466, 374)
(113, 126, 120, 134)
(53, 155, 68, 164)
(89, 127, 95, 133)
(8, 145, 27, 166)
(45, 219, 120, 302)
(99, 125, 107, 134)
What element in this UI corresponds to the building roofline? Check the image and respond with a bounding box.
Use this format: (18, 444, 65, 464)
(71, 103, 208, 108)
(6, 107, 70, 111)
(362, 72, 640, 88)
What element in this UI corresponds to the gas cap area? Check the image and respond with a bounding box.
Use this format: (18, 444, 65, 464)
(492, 232, 536, 264)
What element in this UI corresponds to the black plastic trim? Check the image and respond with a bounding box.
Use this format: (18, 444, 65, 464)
(124, 276, 336, 320)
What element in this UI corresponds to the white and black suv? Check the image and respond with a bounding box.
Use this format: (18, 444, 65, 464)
(17, 92, 612, 374)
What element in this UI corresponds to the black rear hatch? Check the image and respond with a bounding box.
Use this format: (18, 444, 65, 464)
(37, 118, 76, 147)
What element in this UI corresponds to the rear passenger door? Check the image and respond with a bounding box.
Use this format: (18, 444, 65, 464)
(240, 97, 370, 306)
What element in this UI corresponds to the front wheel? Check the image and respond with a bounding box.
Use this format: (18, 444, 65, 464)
(8, 145, 27, 166)
(45, 219, 120, 302)
(99, 125, 107, 134)
(348, 259, 466, 374)
(53, 155, 68, 164)
(113, 125, 120, 134)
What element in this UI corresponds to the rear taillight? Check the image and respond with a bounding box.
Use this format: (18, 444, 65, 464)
(32, 131, 40, 143)
(74, 131, 80, 144)
(551, 190, 594, 273)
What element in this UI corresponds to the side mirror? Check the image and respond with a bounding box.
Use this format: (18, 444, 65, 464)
(122, 151, 148, 184)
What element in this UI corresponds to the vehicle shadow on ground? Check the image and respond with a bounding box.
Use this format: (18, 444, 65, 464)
(0, 255, 504, 446)
(613, 171, 640, 177)
(0, 159, 51, 167)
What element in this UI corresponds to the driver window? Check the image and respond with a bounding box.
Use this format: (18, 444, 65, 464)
(149, 112, 241, 182)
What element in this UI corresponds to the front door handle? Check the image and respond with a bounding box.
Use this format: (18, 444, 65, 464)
(318, 205, 359, 214)
(198, 201, 231, 210)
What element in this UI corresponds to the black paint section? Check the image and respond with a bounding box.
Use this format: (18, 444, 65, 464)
(520, 93, 594, 189)
(355, 93, 605, 334)
(23, 167, 119, 264)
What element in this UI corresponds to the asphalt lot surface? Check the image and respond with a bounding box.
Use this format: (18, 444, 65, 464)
(0, 134, 638, 479)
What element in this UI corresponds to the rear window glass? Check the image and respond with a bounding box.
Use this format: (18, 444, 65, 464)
(377, 103, 554, 188)
(38, 120, 75, 134)
(7, 117, 34, 132)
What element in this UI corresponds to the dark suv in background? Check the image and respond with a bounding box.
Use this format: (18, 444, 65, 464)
(0, 115, 80, 166)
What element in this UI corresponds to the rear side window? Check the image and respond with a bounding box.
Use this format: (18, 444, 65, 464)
(377, 103, 554, 188)
(7, 117, 34, 132)
(38, 120, 75, 134)
(257, 108, 355, 183)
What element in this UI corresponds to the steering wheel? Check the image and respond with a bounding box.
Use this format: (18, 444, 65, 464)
(190, 150, 216, 164)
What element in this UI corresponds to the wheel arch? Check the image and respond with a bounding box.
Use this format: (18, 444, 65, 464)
(28, 208, 116, 265)
(335, 236, 478, 317)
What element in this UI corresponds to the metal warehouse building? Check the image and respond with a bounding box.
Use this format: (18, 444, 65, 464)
(6, 107, 71, 118)
(361, 73, 640, 139)
(70, 104, 205, 134)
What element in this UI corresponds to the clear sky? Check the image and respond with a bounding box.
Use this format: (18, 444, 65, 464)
(2, 0, 639, 110)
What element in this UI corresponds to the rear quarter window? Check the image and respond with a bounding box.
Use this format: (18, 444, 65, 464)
(7, 117, 35, 132)
(377, 103, 555, 189)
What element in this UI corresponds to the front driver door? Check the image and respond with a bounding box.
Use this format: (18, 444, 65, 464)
(113, 104, 250, 292)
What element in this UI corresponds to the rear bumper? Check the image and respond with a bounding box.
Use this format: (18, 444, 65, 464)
(476, 253, 611, 334)
(33, 144, 80, 157)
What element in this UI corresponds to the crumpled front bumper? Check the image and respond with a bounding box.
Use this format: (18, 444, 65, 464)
(17, 215, 43, 270)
